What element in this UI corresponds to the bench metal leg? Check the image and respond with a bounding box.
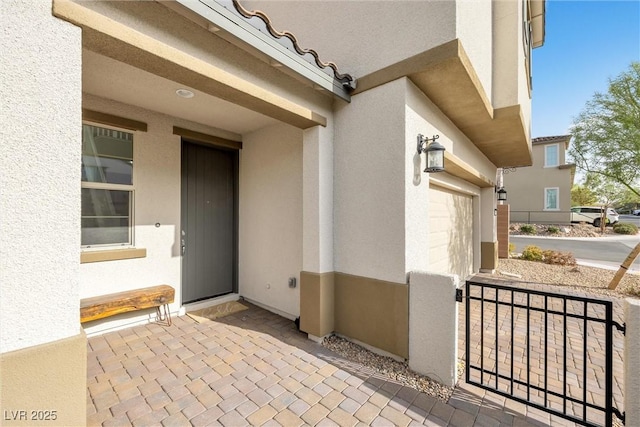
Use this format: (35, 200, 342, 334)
(155, 304, 172, 326)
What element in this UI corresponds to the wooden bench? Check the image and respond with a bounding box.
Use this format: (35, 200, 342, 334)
(80, 285, 175, 325)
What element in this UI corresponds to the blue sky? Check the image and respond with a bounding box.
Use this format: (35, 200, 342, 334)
(531, 0, 640, 137)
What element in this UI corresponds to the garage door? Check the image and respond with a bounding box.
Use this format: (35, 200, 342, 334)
(429, 185, 474, 279)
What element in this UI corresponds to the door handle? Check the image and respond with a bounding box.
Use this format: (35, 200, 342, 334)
(181, 239, 186, 256)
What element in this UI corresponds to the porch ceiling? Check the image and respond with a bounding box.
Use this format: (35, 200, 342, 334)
(83, 50, 277, 135)
(54, 0, 327, 133)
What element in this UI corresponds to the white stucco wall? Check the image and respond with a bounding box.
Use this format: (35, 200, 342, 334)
(1, 1, 82, 353)
(405, 79, 489, 276)
(456, 0, 493, 105)
(239, 123, 303, 318)
(409, 271, 459, 387)
(334, 77, 495, 284)
(240, 0, 457, 79)
(303, 124, 335, 274)
(334, 79, 407, 284)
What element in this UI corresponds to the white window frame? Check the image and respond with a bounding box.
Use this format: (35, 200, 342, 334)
(81, 121, 135, 249)
(544, 144, 559, 167)
(522, 0, 533, 92)
(544, 187, 560, 211)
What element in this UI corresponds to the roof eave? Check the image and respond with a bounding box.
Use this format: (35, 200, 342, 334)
(173, 0, 353, 102)
(355, 40, 533, 168)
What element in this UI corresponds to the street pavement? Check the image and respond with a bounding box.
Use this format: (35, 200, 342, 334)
(511, 233, 640, 273)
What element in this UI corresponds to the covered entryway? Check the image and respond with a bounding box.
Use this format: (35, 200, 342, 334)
(181, 141, 238, 304)
(429, 184, 474, 280)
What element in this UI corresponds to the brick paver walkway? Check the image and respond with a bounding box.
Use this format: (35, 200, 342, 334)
(87, 283, 624, 426)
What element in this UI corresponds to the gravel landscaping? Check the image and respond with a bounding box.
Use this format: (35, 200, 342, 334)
(495, 258, 640, 298)
(510, 222, 622, 237)
(321, 258, 639, 407)
(322, 335, 460, 403)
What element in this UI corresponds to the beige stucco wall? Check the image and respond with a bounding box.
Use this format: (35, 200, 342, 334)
(80, 101, 316, 329)
(405, 80, 496, 181)
(504, 142, 572, 224)
(492, 0, 519, 109)
(493, 0, 532, 138)
(1, 0, 82, 353)
(80, 94, 241, 334)
(239, 0, 501, 104)
(240, 0, 457, 80)
(334, 273, 409, 359)
(0, 333, 87, 427)
(457, 0, 493, 105)
(239, 122, 304, 318)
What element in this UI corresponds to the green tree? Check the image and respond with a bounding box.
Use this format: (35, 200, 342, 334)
(570, 184, 597, 206)
(569, 62, 640, 198)
(586, 174, 640, 211)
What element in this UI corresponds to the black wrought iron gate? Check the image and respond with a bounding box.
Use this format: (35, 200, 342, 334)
(464, 280, 625, 427)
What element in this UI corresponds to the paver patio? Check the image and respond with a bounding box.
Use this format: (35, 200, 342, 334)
(87, 282, 624, 427)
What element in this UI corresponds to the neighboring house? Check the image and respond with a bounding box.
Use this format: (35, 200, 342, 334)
(504, 135, 575, 224)
(1, 0, 545, 422)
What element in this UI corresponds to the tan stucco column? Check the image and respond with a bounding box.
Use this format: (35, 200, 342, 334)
(300, 124, 335, 338)
(480, 187, 498, 271)
(497, 204, 511, 258)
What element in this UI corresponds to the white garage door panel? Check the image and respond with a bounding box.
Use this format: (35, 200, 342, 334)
(429, 185, 473, 279)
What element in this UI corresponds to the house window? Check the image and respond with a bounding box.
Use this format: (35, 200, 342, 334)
(544, 144, 559, 167)
(544, 188, 559, 211)
(81, 124, 134, 247)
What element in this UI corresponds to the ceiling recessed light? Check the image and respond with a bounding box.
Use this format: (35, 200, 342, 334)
(176, 89, 195, 99)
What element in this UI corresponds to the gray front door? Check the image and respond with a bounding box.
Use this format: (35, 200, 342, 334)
(181, 141, 238, 304)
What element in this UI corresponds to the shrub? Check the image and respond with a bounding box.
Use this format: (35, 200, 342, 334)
(542, 250, 577, 266)
(520, 224, 536, 235)
(547, 226, 560, 234)
(521, 245, 543, 262)
(613, 222, 638, 235)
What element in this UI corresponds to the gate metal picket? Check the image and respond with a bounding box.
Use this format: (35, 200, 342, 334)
(464, 280, 625, 427)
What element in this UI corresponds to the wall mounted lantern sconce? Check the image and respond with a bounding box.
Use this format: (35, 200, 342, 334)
(417, 134, 445, 173)
(496, 186, 507, 202)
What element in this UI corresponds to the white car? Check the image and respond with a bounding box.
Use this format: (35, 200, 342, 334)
(633, 209, 640, 216)
(570, 206, 619, 227)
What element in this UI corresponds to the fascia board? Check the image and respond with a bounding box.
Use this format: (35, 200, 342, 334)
(175, 0, 351, 101)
